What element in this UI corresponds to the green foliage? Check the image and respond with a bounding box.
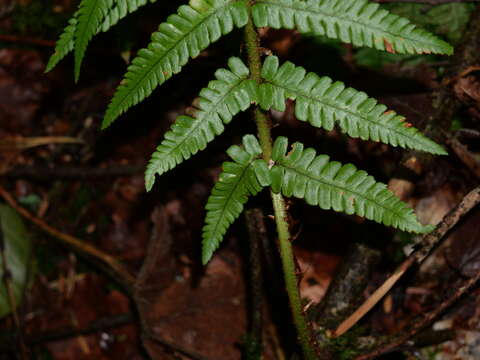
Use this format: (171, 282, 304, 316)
(259, 55, 447, 155)
(252, 0, 453, 55)
(325, 326, 365, 360)
(270, 137, 433, 233)
(74, 0, 113, 81)
(202, 135, 271, 264)
(145, 57, 257, 191)
(0, 205, 33, 318)
(46, 0, 158, 74)
(50, 0, 452, 263)
(387, 3, 475, 44)
(353, 48, 422, 69)
(45, 14, 78, 73)
(102, 0, 249, 129)
(100, 0, 157, 32)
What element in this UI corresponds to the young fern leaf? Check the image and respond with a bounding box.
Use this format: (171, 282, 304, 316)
(202, 135, 271, 265)
(252, 0, 453, 55)
(46, 1, 158, 74)
(74, 0, 113, 82)
(271, 137, 433, 233)
(102, 0, 249, 129)
(259, 56, 447, 155)
(145, 57, 257, 191)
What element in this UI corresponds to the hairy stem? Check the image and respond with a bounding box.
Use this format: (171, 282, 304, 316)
(271, 192, 318, 360)
(244, 4, 318, 359)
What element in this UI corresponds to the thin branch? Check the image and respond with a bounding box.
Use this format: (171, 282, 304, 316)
(356, 258, 480, 359)
(446, 136, 480, 179)
(0, 184, 136, 291)
(333, 185, 480, 338)
(0, 34, 55, 47)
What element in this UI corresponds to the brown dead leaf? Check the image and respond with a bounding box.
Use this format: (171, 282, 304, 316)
(388, 178, 415, 201)
(454, 76, 480, 103)
(383, 39, 395, 54)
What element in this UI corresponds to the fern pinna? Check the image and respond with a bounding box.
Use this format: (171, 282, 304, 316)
(144, 57, 257, 191)
(49, 0, 452, 357)
(202, 135, 271, 264)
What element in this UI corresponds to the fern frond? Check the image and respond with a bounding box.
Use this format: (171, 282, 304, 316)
(145, 57, 257, 191)
(270, 137, 433, 233)
(259, 56, 447, 155)
(74, 0, 113, 82)
(252, 0, 453, 55)
(202, 135, 271, 264)
(46, 14, 78, 73)
(46, 1, 158, 74)
(102, 0, 249, 129)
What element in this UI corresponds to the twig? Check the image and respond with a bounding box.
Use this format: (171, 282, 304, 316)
(333, 185, 480, 338)
(0, 184, 136, 291)
(446, 136, 480, 178)
(0, 136, 83, 151)
(0, 34, 56, 47)
(0, 230, 29, 359)
(356, 259, 480, 359)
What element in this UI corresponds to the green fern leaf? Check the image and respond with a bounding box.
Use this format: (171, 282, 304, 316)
(259, 56, 446, 155)
(74, 0, 113, 82)
(271, 137, 433, 233)
(202, 135, 271, 265)
(45, 13, 79, 73)
(252, 0, 453, 55)
(46, 1, 158, 74)
(100, 0, 158, 32)
(102, 0, 249, 129)
(145, 57, 257, 192)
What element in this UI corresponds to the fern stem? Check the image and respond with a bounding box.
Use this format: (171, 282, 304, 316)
(271, 192, 318, 360)
(244, 12, 272, 160)
(244, 4, 318, 359)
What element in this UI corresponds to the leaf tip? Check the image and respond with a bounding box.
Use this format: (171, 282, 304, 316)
(201, 246, 213, 266)
(101, 115, 113, 130)
(145, 175, 154, 192)
(44, 60, 55, 74)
